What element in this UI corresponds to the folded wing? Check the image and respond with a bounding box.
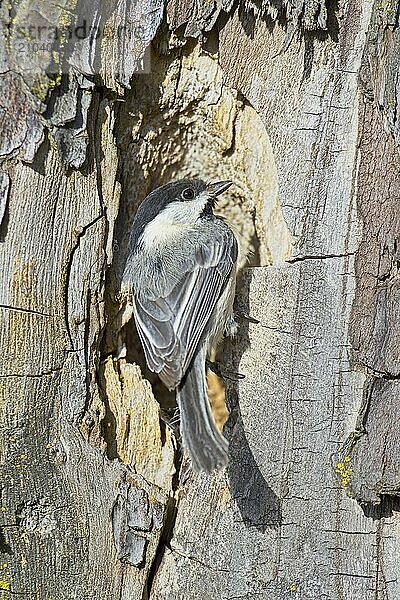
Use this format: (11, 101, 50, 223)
(134, 230, 237, 389)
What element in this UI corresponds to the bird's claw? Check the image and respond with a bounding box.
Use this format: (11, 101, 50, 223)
(206, 360, 245, 381)
(234, 309, 260, 324)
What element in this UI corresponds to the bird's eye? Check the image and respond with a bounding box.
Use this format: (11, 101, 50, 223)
(181, 188, 195, 200)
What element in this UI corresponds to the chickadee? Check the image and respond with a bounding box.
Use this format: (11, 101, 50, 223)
(122, 178, 238, 473)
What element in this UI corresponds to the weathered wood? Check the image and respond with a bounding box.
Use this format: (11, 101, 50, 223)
(344, 97, 400, 505)
(364, 0, 400, 143)
(151, 265, 383, 599)
(350, 101, 400, 378)
(0, 104, 174, 597)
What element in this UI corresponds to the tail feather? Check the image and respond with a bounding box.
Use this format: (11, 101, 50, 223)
(177, 346, 228, 473)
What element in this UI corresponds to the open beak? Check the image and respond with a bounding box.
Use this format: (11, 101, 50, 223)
(206, 180, 233, 196)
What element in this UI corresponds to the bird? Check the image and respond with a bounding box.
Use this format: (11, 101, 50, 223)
(122, 178, 238, 473)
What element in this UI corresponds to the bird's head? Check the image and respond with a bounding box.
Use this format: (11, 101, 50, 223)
(131, 178, 233, 249)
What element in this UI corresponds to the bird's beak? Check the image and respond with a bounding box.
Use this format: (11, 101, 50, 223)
(206, 180, 233, 196)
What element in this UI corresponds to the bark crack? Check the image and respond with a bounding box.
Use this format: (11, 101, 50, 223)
(144, 495, 178, 600)
(169, 545, 230, 572)
(329, 572, 373, 579)
(0, 304, 53, 317)
(0, 366, 64, 378)
(286, 252, 355, 263)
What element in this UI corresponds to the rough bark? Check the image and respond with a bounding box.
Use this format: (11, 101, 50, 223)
(0, 0, 399, 598)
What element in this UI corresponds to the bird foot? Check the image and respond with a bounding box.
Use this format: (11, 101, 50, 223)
(234, 309, 260, 325)
(206, 360, 245, 381)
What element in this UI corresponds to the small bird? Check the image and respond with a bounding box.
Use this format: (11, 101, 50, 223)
(122, 178, 238, 473)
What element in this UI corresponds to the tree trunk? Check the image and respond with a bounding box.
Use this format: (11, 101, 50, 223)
(0, 0, 399, 598)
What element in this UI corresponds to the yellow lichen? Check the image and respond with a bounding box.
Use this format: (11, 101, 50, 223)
(0, 578, 10, 590)
(336, 456, 353, 488)
(290, 584, 297, 592)
(48, 73, 62, 89)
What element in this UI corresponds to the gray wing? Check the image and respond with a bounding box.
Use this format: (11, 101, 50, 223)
(133, 231, 237, 390)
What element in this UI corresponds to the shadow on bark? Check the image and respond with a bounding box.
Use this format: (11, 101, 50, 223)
(361, 495, 400, 520)
(224, 268, 282, 532)
(0, 528, 13, 555)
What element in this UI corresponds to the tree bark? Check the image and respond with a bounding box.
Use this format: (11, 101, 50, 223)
(0, 0, 399, 598)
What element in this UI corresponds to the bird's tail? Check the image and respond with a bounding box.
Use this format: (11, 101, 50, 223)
(176, 346, 228, 473)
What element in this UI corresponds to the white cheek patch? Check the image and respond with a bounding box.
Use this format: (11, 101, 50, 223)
(140, 193, 212, 250)
(141, 216, 188, 249)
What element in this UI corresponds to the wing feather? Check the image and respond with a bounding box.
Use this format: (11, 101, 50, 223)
(134, 230, 237, 390)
